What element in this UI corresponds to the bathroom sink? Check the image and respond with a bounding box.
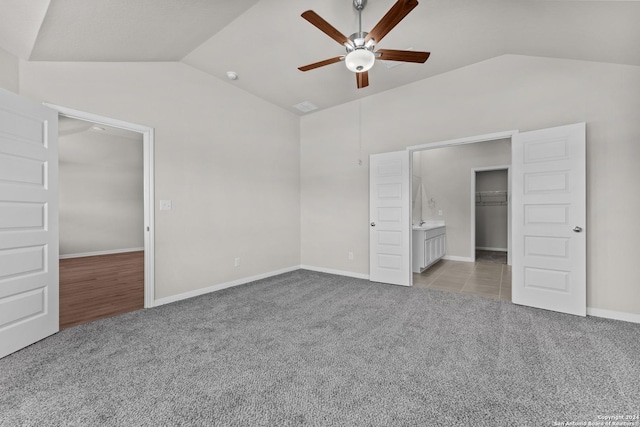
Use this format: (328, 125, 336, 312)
(413, 221, 445, 231)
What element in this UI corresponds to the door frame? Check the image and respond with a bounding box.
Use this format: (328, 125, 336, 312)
(471, 166, 511, 265)
(406, 130, 519, 286)
(44, 104, 156, 308)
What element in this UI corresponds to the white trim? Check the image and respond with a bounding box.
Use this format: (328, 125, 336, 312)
(406, 130, 519, 152)
(59, 247, 144, 259)
(587, 307, 640, 324)
(301, 265, 370, 280)
(44, 104, 153, 133)
(409, 156, 414, 286)
(443, 255, 475, 263)
(143, 128, 155, 308)
(153, 266, 300, 307)
(507, 167, 511, 265)
(44, 103, 156, 308)
(475, 247, 508, 252)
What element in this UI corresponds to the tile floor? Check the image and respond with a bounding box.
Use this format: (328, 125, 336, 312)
(413, 259, 511, 301)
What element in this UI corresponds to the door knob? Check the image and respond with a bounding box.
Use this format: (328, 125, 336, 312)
(573, 226, 583, 233)
(371, 222, 376, 227)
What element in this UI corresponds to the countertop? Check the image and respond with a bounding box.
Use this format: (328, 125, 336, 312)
(412, 220, 446, 231)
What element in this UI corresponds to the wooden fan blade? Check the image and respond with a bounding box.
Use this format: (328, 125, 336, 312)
(298, 56, 344, 72)
(365, 0, 419, 44)
(376, 49, 430, 63)
(356, 71, 369, 89)
(301, 10, 350, 46)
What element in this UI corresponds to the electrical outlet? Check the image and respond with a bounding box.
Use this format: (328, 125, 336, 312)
(160, 200, 172, 211)
(234, 257, 241, 267)
(438, 210, 443, 216)
(348, 251, 354, 261)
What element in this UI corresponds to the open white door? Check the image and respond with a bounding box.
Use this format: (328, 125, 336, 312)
(512, 123, 586, 316)
(369, 151, 411, 286)
(0, 89, 59, 358)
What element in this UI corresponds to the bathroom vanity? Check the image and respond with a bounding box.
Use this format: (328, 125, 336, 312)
(412, 222, 446, 273)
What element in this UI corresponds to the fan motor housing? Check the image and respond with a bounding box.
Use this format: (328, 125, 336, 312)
(346, 32, 372, 53)
(353, 0, 367, 11)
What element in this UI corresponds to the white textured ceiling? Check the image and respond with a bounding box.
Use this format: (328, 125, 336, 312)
(59, 116, 142, 141)
(25, 0, 259, 61)
(1, 0, 639, 114)
(58, 117, 143, 170)
(0, 0, 51, 58)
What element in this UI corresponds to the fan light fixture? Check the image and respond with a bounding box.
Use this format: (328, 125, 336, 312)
(298, 0, 431, 89)
(345, 49, 375, 73)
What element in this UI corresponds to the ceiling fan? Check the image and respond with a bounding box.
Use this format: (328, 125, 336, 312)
(298, 0, 430, 89)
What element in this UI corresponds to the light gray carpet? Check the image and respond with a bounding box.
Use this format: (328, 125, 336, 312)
(1, 270, 639, 426)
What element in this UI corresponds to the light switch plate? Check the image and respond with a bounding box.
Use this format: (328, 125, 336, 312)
(160, 200, 172, 211)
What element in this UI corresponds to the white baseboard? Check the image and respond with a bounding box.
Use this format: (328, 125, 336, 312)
(59, 247, 144, 259)
(475, 247, 507, 252)
(300, 265, 369, 280)
(152, 265, 300, 307)
(148, 266, 640, 326)
(154, 265, 370, 308)
(587, 307, 640, 324)
(443, 255, 475, 263)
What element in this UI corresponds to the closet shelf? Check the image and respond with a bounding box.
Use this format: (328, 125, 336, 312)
(476, 190, 508, 206)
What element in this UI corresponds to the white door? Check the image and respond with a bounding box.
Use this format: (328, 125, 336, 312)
(512, 123, 586, 316)
(0, 89, 59, 358)
(369, 151, 411, 286)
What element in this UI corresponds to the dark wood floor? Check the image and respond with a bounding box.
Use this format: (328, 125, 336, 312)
(59, 251, 144, 329)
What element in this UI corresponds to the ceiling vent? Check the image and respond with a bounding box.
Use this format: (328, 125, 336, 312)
(292, 101, 318, 113)
(382, 60, 404, 69)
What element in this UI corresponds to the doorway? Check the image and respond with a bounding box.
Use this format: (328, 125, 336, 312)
(472, 167, 510, 265)
(406, 130, 518, 289)
(45, 104, 156, 326)
(408, 132, 514, 297)
(400, 123, 587, 316)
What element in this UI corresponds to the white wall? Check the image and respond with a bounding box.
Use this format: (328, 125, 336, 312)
(418, 140, 511, 259)
(300, 54, 640, 316)
(475, 169, 508, 251)
(59, 127, 144, 256)
(19, 61, 301, 300)
(0, 47, 19, 92)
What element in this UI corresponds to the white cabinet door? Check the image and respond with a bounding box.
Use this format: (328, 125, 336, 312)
(424, 239, 430, 267)
(427, 238, 436, 266)
(369, 151, 411, 286)
(437, 235, 445, 259)
(512, 123, 586, 316)
(0, 89, 59, 358)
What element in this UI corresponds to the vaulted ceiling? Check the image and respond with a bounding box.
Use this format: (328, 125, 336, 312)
(1, 0, 639, 114)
